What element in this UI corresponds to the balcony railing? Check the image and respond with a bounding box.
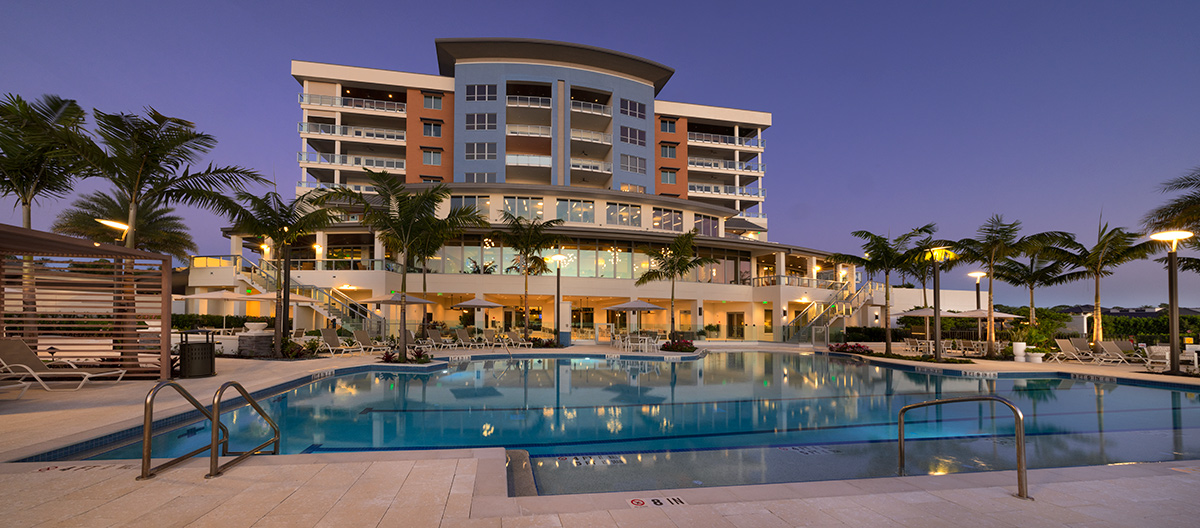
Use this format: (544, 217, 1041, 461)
(296, 180, 378, 194)
(570, 100, 612, 116)
(570, 158, 612, 173)
(570, 128, 612, 144)
(688, 157, 764, 173)
(298, 122, 405, 142)
(505, 154, 552, 167)
(736, 211, 768, 218)
(506, 124, 552, 137)
(299, 93, 405, 114)
(297, 152, 405, 171)
(286, 259, 402, 272)
(687, 132, 764, 148)
(688, 184, 765, 197)
(751, 275, 843, 289)
(507, 96, 552, 109)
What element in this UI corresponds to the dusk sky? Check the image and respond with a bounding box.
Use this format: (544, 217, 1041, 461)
(3, 0, 1199, 308)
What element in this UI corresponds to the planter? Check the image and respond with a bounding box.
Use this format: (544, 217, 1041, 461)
(1012, 342, 1027, 356)
(245, 322, 268, 333)
(1029, 355, 1043, 364)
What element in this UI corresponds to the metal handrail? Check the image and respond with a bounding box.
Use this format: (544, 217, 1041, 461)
(898, 395, 1030, 500)
(208, 381, 280, 478)
(138, 381, 229, 480)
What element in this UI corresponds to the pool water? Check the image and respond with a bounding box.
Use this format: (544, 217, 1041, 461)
(90, 352, 1200, 494)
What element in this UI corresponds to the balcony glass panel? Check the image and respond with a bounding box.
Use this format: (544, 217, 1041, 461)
(505, 154, 552, 167)
(506, 124, 553, 137)
(506, 96, 552, 108)
(687, 131, 764, 148)
(570, 129, 612, 144)
(299, 93, 405, 113)
(570, 100, 612, 116)
(298, 122, 405, 141)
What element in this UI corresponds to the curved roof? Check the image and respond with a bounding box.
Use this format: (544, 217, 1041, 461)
(435, 38, 675, 94)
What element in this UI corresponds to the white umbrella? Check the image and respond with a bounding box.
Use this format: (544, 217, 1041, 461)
(605, 299, 664, 333)
(361, 293, 434, 305)
(894, 307, 959, 318)
(957, 309, 1023, 319)
(452, 297, 503, 309)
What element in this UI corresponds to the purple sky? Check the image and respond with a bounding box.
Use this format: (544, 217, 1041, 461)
(4, 1, 1199, 308)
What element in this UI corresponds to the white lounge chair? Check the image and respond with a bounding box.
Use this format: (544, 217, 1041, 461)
(1096, 341, 1130, 365)
(318, 329, 362, 356)
(353, 330, 389, 354)
(455, 329, 483, 349)
(0, 338, 125, 391)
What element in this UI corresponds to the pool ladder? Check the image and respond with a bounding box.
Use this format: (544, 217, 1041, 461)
(897, 395, 1030, 500)
(137, 380, 280, 480)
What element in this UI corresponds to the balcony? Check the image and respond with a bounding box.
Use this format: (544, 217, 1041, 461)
(570, 158, 612, 173)
(506, 154, 552, 167)
(296, 180, 378, 194)
(688, 132, 763, 149)
(570, 100, 612, 116)
(570, 128, 612, 145)
(297, 152, 405, 171)
(299, 93, 405, 114)
(506, 124, 552, 138)
(298, 122, 405, 142)
(688, 183, 765, 198)
(735, 211, 768, 218)
(688, 157, 764, 173)
(751, 275, 843, 289)
(506, 96, 552, 109)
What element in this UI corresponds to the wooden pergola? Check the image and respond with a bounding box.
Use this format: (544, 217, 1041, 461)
(0, 223, 173, 380)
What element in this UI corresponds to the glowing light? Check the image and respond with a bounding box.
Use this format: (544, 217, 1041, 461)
(95, 219, 130, 231)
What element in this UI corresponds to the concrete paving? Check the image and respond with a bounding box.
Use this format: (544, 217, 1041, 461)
(1, 342, 1198, 527)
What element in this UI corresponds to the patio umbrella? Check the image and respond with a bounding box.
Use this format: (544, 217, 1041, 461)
(452, 297, 504, 331)
(893, 307, 960, 340)
(605, 299, 664, 332)
(360, 293, 435, 346)
(179, 290, 255, 331)
(956, 309, 1023, 342)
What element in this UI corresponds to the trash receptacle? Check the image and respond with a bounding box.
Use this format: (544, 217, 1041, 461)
(178, 330, 216, 378)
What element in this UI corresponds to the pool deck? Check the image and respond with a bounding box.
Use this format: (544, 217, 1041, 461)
(2, 342, 1199, 527)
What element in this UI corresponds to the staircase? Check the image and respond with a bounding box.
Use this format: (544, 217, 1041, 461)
(237, 260, 385, 333)
(784, 281, 883, 345)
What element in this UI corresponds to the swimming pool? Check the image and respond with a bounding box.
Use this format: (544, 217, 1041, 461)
(83, 352, 1200, 494)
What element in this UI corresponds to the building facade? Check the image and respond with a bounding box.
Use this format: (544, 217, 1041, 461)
(190, 39, 859, 343)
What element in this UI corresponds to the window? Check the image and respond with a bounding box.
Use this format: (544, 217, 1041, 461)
(660, 120, 676, 133)
(422, 150, 442, 166)
(606, 202, 641, 227)
(466, 84, 497, 101)
(652, 208, 683, 232)
(619, 126, 645, 146)
(660, 144, 676, 159)
(465, 113, 497, 130)
(464, 172, 497, 183)
(556, 199, 595, 223)
(503, 196, 544, 220)
(660, 170, 676, 185)
(423, 122, 442, 137)
(619, 154, 646, 175)
(450, 195, 491, 218)
(619, 183, 646, 194)
(695, 214, 718, 237)
(421, 177, 442, 183)
(465, 142, 497, 160)
(423, 94, 442, 110)
(619, 99, 645, 119)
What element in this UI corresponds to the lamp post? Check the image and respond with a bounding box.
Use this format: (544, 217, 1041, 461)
(969, 271, 987, 340)
(95, 218, 130, 242)
(549, 253, 568, 346)
(1150, 230, 1194, 374)
(927, 247, 955, 362)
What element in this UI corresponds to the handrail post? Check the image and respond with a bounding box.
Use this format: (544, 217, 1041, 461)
(208, 381, 281, 479)
(897, 395, 1030, 500)
(138, 381, 227, 480)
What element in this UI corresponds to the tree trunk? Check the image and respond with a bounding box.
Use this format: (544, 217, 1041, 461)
(1028, 286, 1037, 328)
(400, 252, 409, 357)
(883, 270, 892, 355)
(523, 259, 530, 339)
(125, 201, 138, 250)
(1092, 274, 1102, 351)
(276, 245, 292, 357)
(986, 275, 997, 358)
(669, 278, 676, 337)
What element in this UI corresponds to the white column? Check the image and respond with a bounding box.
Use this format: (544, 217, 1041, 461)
(774, 251, 785, 279)
(229, 235, 243, 257)
(373, 231, 386, 264)
(808, 256, 818, 280)
(314, 231, 328, 270)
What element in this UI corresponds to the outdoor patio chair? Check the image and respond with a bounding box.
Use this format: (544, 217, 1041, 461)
(318, 329, 362, 356)
(1070, 337, 1094, 356)
(1054, 338, 1093, 362)
(0, 338, 125, 391)
(505, 331, 533, 348)
(455, 329, 483, 349)
(483, 329, 502, 348)
(352, 330, 389, 354)
(1145, 346, 1170, 372)
(292, 328, 307, 339)
(1114, 340, 1147, 363)
(1096, 341, 1130, 365)
(1, 379, 30, 399)
(427, 329, 455, 349)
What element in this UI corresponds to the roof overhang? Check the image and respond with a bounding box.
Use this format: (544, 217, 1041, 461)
(0, 223, 170, 261)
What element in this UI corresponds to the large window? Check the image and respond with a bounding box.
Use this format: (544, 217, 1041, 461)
(619, 154, 646, 175)
(423, 122, 442, 137)
(422, 150, 441, 166)
(466, 84, 497, 101)
(450, 195, 490, 218)
(556, 199, 595, 223)
(606, 202, 640, 227)
(464, 172, 497, 183)
(660, 170, 676, 185)
(660, 119, 676, 133)
(619, 183, 646, 194)
(503, 196, 544, 220)
(695, 214, 718, 237)
(465, 113, 497, 130)
(660, 144, 676, 159)
(619, 126, 646, 146)
(652, 207, 683, 232)
(465, 142, 497, 160)
(423, 94, 442, 110)
(619, 99, 646, 119)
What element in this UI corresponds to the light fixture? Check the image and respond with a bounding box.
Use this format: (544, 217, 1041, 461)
(968, 271, 987, 281)
(313, 243, 323, 252)
(1150, 230, 1194, 250)
(95, 218, 130, 242)
(1151, 229, 1195, 373)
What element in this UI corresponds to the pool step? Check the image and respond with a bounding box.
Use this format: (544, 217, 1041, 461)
(506, 449, 537, 497)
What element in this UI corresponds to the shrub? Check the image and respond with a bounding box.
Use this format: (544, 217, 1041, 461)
(529, 338, 564, 348)
(660, 339, 697, 352)
(381, 349, 403, 364)
(828, 342, 873, 354)
(843, 326, 911, 342)
(409, 347, 431, 363)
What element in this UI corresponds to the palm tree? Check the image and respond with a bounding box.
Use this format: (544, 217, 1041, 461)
(493, 211, 564, 338)
(900, 232, 940, 307)
(953, 215, 1068, 357)
(1145, 167, 1200, 273)
(51, 191, 197, 261)
(54, 107, 266, 250)
(1055, 221, 1157, 348)
(634, 230, 718, 337)
(993, 238, 1074, 328)
(0, 94, 87, 228)
(318, 171, 486, 343)
(827, 223, 935, 355)
(222, 190, 340, 356)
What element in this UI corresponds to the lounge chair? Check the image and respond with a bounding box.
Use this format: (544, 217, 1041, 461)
(1146, 346, 1170, 372)
(1096, 341, 1130, 364)
(482, 329, 502, 348)
(292, 328, 307, 339)
(1054, 338, 1091, 363)
(1070, 337, 1094, 356)
(505, 331, 533, 348)
(455, 329, 483, 349)
(1114, 340, 1147, 363)
(318, 329, 362, 356)
(1, 379, 30, 399)
(353, 330, 389, 354)
(0, 338, 125, 391)
(427, 329, 455, 349)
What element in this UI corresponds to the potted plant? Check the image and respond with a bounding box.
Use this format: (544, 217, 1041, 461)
(1009, 327, 1030, 361)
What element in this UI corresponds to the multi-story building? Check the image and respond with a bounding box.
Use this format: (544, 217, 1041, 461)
(191, 39, 860, 343)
